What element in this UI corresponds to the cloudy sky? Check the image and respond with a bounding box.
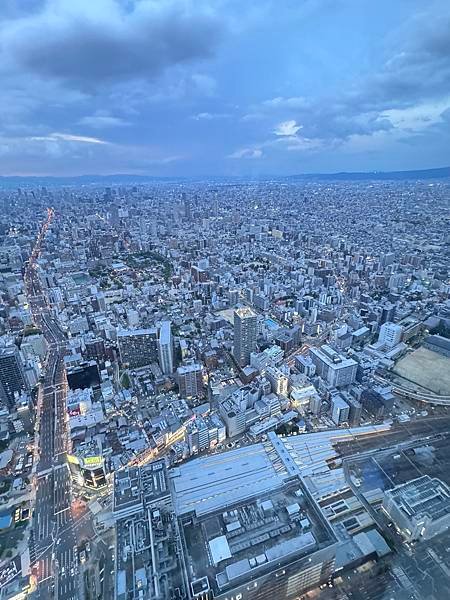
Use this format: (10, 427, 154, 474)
(1, 0, 449, 176)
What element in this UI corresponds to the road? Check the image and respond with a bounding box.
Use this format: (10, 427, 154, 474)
(26, 209, 80, 600)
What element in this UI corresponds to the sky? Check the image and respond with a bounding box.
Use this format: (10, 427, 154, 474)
(0, 0, 449, 176)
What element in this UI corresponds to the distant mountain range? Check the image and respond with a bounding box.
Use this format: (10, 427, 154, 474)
(0, 166, 449, 187)
(284, 166, 450, 181)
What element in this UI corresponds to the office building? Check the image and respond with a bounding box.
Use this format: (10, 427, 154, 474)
(0, 346, 29, 408)
(250, 346, 284, 371)
(346, 396, 362, 426)
(266, 366, 289, 396)
(219, 397, 247, 437)
(378, 322, 403, 349)
(117, 328, 158, 369)
(233, 307, 257, 367)
(379, 303, 396, 325)
(382, 476, 450, 542)
(331, 395, 350, 425)
(158, 320, 174, 375)
(67, 442, 107, 489)
(361, 386, 394, 418)
(177, 363, 204, 398)
(66, 360, 100, 391)
(309, 346, 357, 388)
(84, 337, 108, 363)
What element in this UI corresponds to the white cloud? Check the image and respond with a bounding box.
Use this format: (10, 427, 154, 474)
(240, 112, 265, 122)
(263, 96, 310, 109)
(31, 132, 108, 144)
(228, 147, 263, 159)
(274, 120, 302, 136)
(380, 98, 450, 132)
(191, 112, 231, 120)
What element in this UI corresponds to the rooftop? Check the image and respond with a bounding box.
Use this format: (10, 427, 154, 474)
(179, 478, 336, 597)
(113, 459, 169, 514)
(385, 475, 450, 522)
(234, 306, 257, 319)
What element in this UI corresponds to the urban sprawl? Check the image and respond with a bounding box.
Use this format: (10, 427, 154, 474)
(0, 180, 450, 600)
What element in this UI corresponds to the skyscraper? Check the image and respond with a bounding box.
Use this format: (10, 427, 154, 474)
(158, 321, 174, 375)
(233, 307, 257, 367)
(182, 192, 191, 220)
(0, 346, 29, 408)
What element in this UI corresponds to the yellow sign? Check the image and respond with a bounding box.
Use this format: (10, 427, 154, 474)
(83, 456, 103, 467)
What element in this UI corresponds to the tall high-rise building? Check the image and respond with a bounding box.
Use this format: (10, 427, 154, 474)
(233, 307, 257, 367)
(182, 192, 191, 220)
(158, 321, 174, 375)
(0, 346, 29, 408)
(177, 363, 204, 398)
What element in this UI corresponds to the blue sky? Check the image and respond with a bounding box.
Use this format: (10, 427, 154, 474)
(0, 0, 449, 175)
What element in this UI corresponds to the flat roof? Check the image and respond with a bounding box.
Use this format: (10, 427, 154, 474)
(179, 479, 336, 597)
(310, 345, 357, 369)
(114, 459, 169, 513)
(386, 475, 450, 521)
(209, 536, 232, 566)
(117, 327, 157, 337)
(169, 424, 391, 517)
(159, 320, 171, 344)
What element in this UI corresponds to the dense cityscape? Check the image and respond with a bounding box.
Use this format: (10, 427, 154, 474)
(0, 179, 448, 600)
(1, 0, 450, 597)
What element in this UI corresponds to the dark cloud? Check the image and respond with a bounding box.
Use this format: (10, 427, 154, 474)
(3, 1, 224, 89)
(256, 10, 450, 146)
(0, 0, 449, 175)
(0, 0, 45, 19)
(355, 14, 450, 111)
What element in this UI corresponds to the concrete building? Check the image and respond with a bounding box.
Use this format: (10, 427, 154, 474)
(117, 328, 158, 369)
(331, 396, 350, 425)
(158, 320, 174, 375)
(177, 363, 204, 398)
(361, 386, 394, 418)
(219, 397, 247, 437)
(170, 435, 338, 600)
(266, 366, 289, 396)
(382, 476, 450, 542)
(233, 307, 257, 367)
(0, 346, 29, 408)
(309, 346, 357, 388)
(378, 322, 403, 349)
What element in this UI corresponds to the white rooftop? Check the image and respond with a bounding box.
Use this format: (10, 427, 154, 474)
(209, 536, 232, 566)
